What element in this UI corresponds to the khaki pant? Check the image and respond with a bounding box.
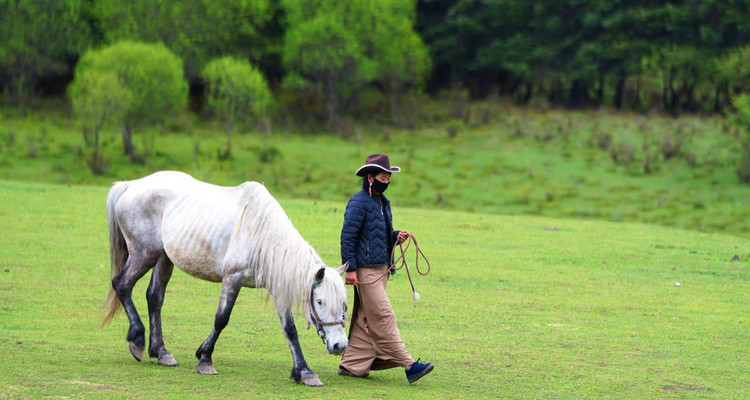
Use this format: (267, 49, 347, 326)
(340, 265, 415, 376)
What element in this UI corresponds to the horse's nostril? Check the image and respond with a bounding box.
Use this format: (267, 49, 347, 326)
(332, 343, 340, 352)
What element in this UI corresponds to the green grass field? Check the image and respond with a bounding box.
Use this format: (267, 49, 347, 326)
(1, 105, 749, 239)
(1, 180, 748, 399)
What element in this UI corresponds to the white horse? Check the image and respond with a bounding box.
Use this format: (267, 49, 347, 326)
(102, 171, 348, 386)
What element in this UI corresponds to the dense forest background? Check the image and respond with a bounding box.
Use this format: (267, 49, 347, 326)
(3, 0, 750, 117)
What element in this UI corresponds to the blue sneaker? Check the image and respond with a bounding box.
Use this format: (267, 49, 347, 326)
(406, 358, 434, 383)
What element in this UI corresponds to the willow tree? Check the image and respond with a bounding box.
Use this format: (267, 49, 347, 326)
(74, 41, 187, 163)
(68, 71, 132, 174)
(203, 56, 273, 159)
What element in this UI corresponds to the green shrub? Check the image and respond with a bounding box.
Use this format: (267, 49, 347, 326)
(445, 118, 463, 137)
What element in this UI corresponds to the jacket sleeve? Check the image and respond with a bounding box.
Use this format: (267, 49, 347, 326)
(341, 197, 365, 271)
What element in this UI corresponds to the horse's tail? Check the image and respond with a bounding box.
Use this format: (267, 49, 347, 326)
(102, 181, 129, 326)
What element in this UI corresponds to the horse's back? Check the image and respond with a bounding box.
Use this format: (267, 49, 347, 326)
(116, 171, 255, 211)
(113, 171, 267, 283)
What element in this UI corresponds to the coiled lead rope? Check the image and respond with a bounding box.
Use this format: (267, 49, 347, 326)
(357, 232, 431, 301)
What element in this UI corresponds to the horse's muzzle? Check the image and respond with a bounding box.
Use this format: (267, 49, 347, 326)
(327, 340, 348, 355)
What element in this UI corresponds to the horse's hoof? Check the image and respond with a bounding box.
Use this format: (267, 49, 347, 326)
(129, 341, 144, 362)
(197, 363, 218, 375)
(301, 372, 324, 387)
(158, 353, 179, 367)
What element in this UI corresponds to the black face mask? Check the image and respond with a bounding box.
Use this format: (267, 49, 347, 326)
(371, 179, 389, 194)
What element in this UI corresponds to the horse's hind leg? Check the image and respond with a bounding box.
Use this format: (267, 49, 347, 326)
(112, 252, 160, 362)
(195, 272, 243, 375)
(147, 253, 178, 366)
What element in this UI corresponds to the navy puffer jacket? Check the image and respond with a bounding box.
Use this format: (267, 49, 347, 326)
(341, 190, 400, 271)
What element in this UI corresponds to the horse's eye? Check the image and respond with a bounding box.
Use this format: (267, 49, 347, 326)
(316, 299, 322, 305)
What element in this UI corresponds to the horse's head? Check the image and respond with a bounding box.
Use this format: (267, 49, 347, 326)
(306, 264, 349, 355)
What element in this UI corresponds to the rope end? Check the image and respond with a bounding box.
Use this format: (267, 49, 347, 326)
(412, 291, 421, 302)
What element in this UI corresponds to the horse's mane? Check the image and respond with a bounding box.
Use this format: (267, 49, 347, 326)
(237, 183, 341, 314)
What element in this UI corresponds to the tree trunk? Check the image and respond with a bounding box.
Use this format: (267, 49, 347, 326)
(220, 122, 233, 160)
(568, 79, 589, 108)
(389, 89, 400, 128)
(323, 75, 339, 131)
(121, 123, 136, 162)
(714, 84, 725, 113)
(522, 82, 533, 104)
(614, 72, 626, 109)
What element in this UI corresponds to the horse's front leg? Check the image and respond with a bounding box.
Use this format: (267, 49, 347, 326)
(278, 307, 323, 387)
(146, 253, 178, 366)
(195, 272, 243, 375)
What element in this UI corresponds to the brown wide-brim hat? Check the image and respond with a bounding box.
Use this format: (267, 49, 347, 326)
(355, 153, 402, 176)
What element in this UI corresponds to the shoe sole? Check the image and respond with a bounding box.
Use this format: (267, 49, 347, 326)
(407, 363, 434, 383)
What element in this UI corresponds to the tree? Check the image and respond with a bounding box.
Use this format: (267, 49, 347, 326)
(362, 0, 432, 127)
(641, 45, 714, 113)
(92, 0, 273, 81)
(282, 0, 374, 129)
(75, 41, 187, 163)
(415, 0, 750, 112)
(68, 71, 132, 174)
(0, 0, 90, 106)
(715, 45, 750, 111)
(202, 56, 274, 159)
(282, 0, 430, 128)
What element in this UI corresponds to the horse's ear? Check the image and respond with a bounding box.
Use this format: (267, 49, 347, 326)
(336, 262, 349, 276)
(315, 267, 325, 284)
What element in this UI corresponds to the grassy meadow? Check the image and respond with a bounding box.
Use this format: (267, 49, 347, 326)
(1, 102, 749, 398)
(0, 103, 749, 239)
(1, 180, 749, 399)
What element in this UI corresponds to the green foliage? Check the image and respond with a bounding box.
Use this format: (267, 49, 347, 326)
(75, 40, 187, 162)
(282, 0, 429, 128)
(418, 0, 750, 110)
(68, 70, 132, 174)
(716, 45, 750, 93)
(366, 0, 432, 126)
(92, 0, 273, 79)
(68, 71, 132, 134)
(641, 45, 715, 111)
(282, 0, 372, 127)
(0, 0, 91, 106)
(77, 41, 187, 126)
(202, 56, 274, 158)
(203, 56, 273, 125)
(729, 94, 750, 182)
(444, 118, 462, 137)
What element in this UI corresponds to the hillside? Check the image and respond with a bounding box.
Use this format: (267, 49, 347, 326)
(1, 106, 749, 239)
